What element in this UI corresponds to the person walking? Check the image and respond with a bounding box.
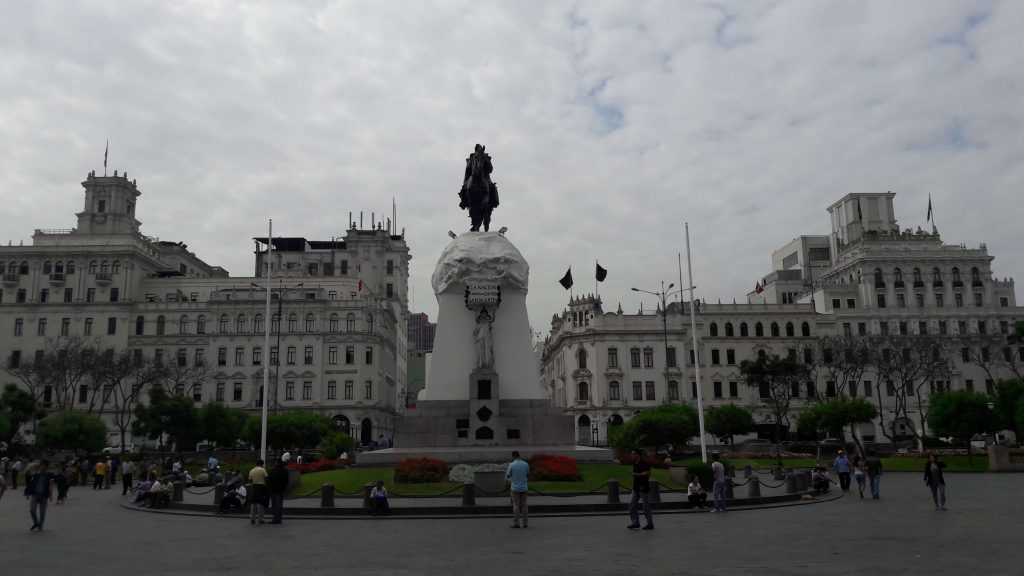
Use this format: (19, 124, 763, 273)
(626, 449, 653, 530)
(506, 450, 530, 528)
(864, 450, 883, 499)
(853, 455, 867, 499)
(11, 458, 23, 489)
(26, 460, 56, 531)
(121, 459, 135, 495)
(93, 459, 106, 490)
(711, 452, 727, 513)
(833, 450, 852, 493)
(79, 458, 90, 487)
(923, 453, 947, 511)
(267, 457, 289, 524)
(248, 459, 269, 525)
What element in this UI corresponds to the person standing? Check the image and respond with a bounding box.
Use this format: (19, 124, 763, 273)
(248, 459, 269, 525)
(79, 458, 90, 487)
(864, 450, 883, 499)
(711, 452, 727, 513)
(11, 458, 23, 489)
(93, 459, 106, 490)
(626, 449, 653, 530)
(121, 459, 135, 495)
(267, 457, 289, 524)
(26, 460, 56, 531)
(104, 457, 114, 489)
(923, 453, 947, 511)
(833, 450, 852, 493)
(506, 451, 530, 528)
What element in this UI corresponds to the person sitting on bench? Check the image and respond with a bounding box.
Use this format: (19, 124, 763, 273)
(687, 475, 708, 509)
(217, 483, 247, 514)
(370, 480, 390, 516)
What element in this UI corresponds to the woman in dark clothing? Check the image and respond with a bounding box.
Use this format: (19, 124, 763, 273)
(923, 453, 947, 511)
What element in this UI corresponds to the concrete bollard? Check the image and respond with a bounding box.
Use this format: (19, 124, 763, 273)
(784, 467, 794, 478)
(744, 465, 752, 478)
(725, 478, 735, 499)
(321, 483, 335, 508)
(363, 483, 374, 509)
(462, 482, 476, 506)
(214, 483, 225, 505)
(649, 480, 661, 503)
(773, 466, 784, 480)
(607, 479, 621, 504)
(748, 479, 761, 498)
(786, 475, 800, 494)
(172, 481, 184, 503)
(799, 471, 810, 491)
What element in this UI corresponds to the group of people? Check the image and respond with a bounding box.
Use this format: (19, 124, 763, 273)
(214, 457, 290, 524)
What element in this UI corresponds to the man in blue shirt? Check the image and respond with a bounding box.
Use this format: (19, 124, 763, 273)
(506, 451, 530, 528)
(833, 450, 852, 493)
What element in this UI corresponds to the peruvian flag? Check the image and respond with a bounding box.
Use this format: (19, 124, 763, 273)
(755, 282, 764, 294)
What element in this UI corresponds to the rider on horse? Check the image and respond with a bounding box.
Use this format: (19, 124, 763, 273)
(459, 143, 499, 231)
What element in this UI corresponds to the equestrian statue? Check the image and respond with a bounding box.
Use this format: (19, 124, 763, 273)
(459, 143, 500, 231)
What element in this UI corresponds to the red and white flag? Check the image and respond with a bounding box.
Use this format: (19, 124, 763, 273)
(755, 282, 764, 294)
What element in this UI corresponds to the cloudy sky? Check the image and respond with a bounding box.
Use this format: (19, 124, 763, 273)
(2, 1, 1021, 332)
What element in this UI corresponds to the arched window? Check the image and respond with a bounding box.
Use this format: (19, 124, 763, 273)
(801, 322, 811, 337)
(609, 381, 621, 401)
(305, 313, 315, 332)
(329, 313, 339, 332)
(236, 314, 246, 333)
(100, 260, 110, 273)
(894, 268, 903, 282)
(951, 267, 961, 282)
(346, 313, 355, 332)
(18, 261, 28, 274)
(755, 322, 764, 337)
(577, 348, 587, 370)
(785, 322, 795, 337)
(932, 267, 942, 281)
(89, 261, 98, 274)
(709, 322, 719, 337)
(271, 314, 280, 333)
(367, 314, 374, 333)
(288, 313, 297, 332)
(219, 314, 229, 333)
(54, 261, 64, 273)
(770, 322, 780, 337)
(740, 322, 749, 337)
(874, 268, 883, 285)
(156, 315, 166, 336)
(135, 316, 145, 336)
(253, 314, 263, 333)
(913, 268, 922, 283)
(179, 315, 189, 335)
(725, 322, 734, 337)
(197, 315, 206, 334)
(577, 382, 589, 401)
(971, 267, 981, 282)
(43, 261, 52, 274)
(66, 261, 75, 274)
(112, 260, 120, 274)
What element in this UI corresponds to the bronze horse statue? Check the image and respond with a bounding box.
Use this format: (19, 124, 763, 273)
(459, 143, 499, 231)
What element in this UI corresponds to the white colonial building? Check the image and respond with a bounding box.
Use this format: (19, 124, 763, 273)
(0, 170, 411, 447)
(542, 192, 1023, 446)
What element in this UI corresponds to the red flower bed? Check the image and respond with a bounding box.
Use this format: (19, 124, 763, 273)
(528, 453, 582, 482)
(286, 458, 353, 474)
(394, 458, 451, 484)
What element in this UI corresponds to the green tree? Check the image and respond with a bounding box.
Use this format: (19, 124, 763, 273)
(134, 386, 201, 451)
(928, 391, 996, 465)
(199, 402, 251, 448)
(242, 410, 336, 450)
(704, 404, 754, 449)
(610, 404, 698, 456)
(797, 398, 877, 456)
(740, 354, 808, 463)
(36, 411, 107, 456)
(0, 384, 38, 443)
(991, 380, 1024, 440)
(319, 431, 356, 459)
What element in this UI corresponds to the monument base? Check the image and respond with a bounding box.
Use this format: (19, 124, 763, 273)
(397, 398, 574, 447)
(357, 444, 614, 465)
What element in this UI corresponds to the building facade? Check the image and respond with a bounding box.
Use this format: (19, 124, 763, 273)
(0, 171, 411, 448)
(542, 193, 1023, 446)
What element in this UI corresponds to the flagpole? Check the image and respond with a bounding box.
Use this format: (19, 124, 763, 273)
(260, 219, 272, 464)
(684, 223, 708, 463)
(595, 259, 598, 299)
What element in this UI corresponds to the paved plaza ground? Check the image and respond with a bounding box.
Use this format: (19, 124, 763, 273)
(0, 472, 1020, 575)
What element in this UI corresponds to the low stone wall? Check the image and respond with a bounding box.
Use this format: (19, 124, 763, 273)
(988, 446, 1024, 471)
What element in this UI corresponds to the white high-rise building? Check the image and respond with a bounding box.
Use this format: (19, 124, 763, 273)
(0, 170, 410, 448)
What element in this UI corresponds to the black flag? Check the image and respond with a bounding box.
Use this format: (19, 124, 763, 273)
(558, 268, 573, 290)
(596, 263, 608, 282)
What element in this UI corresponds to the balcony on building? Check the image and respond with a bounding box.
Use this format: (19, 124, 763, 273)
(913, 280, 925, 288)
(48, 272, 66, 285)
(95, 272, 113, 285)
(932, 280, 943, 288)
(874, 280, 886, 289)
(1, 272, 18, 286)
(952, 280, 964, 288)
(893, 280, 905, 289)
(972, 279, 984, 288)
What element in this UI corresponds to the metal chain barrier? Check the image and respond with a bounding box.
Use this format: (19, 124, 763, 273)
(388, 485, 464, 498)
(756, 478, 788, 489)
(284, 486, 323, 501)
(184, 485, 218, 495)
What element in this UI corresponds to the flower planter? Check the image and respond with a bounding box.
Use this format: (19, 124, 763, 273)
(473, 470, 507, 495)
(668, 465, 689, 484)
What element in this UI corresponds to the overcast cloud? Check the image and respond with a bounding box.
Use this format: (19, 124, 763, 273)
(1, 1, 1021, 331)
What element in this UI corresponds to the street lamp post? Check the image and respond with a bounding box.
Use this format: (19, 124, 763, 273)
(632, 281, 677, 399)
